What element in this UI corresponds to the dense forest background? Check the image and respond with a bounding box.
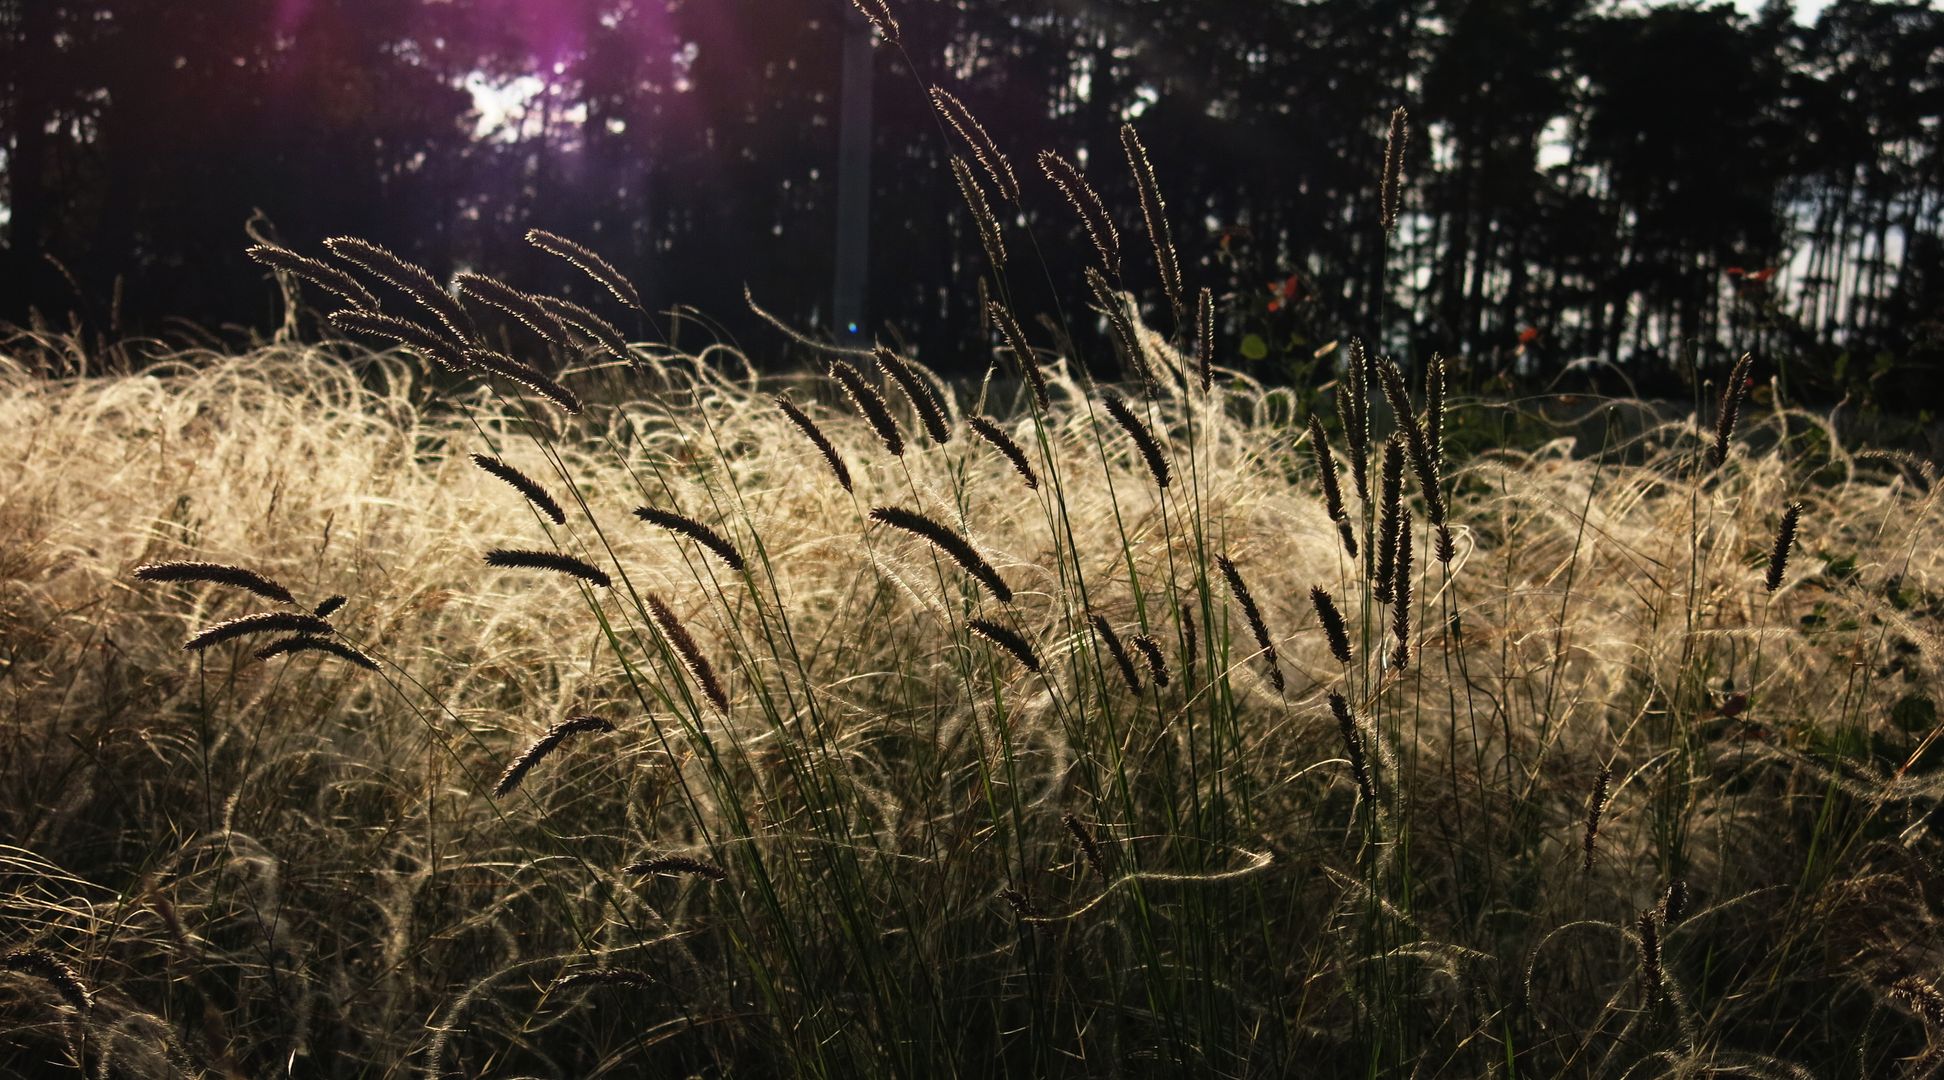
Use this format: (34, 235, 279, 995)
(2, 0, 1939, 401)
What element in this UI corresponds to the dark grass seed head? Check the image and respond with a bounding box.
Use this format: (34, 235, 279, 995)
(135, 560, 295, 606)
(482, 549, 610, 588)
(471, 454, 567, 526)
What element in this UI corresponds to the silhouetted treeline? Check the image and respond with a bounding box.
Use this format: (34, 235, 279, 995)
(3, 0, 1939, 401)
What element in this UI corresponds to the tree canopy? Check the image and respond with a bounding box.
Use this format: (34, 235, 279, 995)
(3, 0, 1939, 399)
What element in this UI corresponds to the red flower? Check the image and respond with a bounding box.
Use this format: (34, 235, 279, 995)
(1749, 267, 1776, 283)
(1518, 326, 1540, 345)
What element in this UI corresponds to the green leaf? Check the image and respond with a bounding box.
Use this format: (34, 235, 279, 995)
(1240, 334, 1269, 361)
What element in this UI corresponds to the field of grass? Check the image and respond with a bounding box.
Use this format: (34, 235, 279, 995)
(3, 288, 1941, 1078)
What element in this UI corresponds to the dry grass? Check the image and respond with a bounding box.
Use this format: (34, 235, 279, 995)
(1, 315, 1941, 1077)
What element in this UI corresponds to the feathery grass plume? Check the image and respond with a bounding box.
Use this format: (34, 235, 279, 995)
(1637, 909, 1663, 1005)
(1086, 268, 1151, 390)
(467, 348, 584, 414)
(969, 618, 1041, 673)
(552, 967, 655, 992)
(1090, 613, 1142, 692)
(313, 595, 347, 618)
(634, 506, 746, 573)
(1338, 341, 1374, 502)
(2, 948, 92, 1012)
(471, 454, 567, 526)
(828, 358, 905, 456)
(775, 393, 853, 492)
(849, 0, 899, 43)
(874, 346, 951, 444)
(1380, 106, 1409, 236)
(1310, 586, 1353, 666)
(1101, 393, 1170, 490)
(930, 87, 1017, 202)
(951, 157, 1007, 270)
(135, 560, 295, 606)
(454, 272, 570, 346)
(1582, 765, 1613, 871)
(323, 236, 471, 337)
(1329, 692, 1374, 806)
(1375, 356, 1447, 527)
(966, 416, 1038, 490)
(1308, 415, 1356, 559)
(1038, 149, 1119, 275)
(482, 549, 610, 588)
(1709, 352, 1754, 469)
(1765, 501, 1802, 592)
(535, 295, 631, 360)
(1121, 124, 1183, 317)
(986, 302, 1049, 410)
(525, 228, 643, 311)
(1131, 634, 1170, 689)
(185, 611, 334, 652)
(1424, 352, 1447, 470)
(645, 593, 730, 714)
(624, 855, 728, 881)
(255, 635, 380, 671)
(1061, 813, 1108, 880)
(1390, 509, 1414, 670)
(1660, 879, 1689, 925)
(869, 506, 1013, 604)
(998, 888, 1039, 918)
(329, 308, 472, 373)
(1195, 287, 1215, 393)
(494, 715, 616, 798)
(1217, 555, 1283, 692)
(246, 244, 378, 310)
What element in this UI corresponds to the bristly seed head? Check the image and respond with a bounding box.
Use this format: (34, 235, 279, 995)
(1380, 107, 1410, 237)
(1130, 634, 1170, 689)
(1390, 509, 1415, 670)
(471, 453, 567, 526)
(1583, 765, 1613, 872)
(967, 415, 1039, 490)
(874, 346, 952, 445)
(483, 548, 610, 588)
(185, 611, 334, 652)
(830, 358, 905, 457)
(775, 393, 853, 492)
(634, 506, 746, 573)
(1090, 613, 1142, 692)
(869, 505, 1013, 604)
(646, 593, 730, 714)
(1330, 692, 1375, 805)
(1765, 501, 1802, 593)
(968, 618, 1041, 673)
(1308, 415, 1355, 559)
(1101, 393, 1170, 490)
(1311, 586, 1353, 666)
(2, 948, 92, 1012)
(135, 560, 295, 606)
(255, 634, 379, 671)
(526, 228, 644, 312)
(1710, 353, 1754, 470)
(1121, 123, 1183, 318)
(1038, 150, 1119, 276)
(1061, 813, 1108, 880)
(494, 715, 616, 798)
(930, 87, 1018, 203)
(1217, 555, 1283, 692)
